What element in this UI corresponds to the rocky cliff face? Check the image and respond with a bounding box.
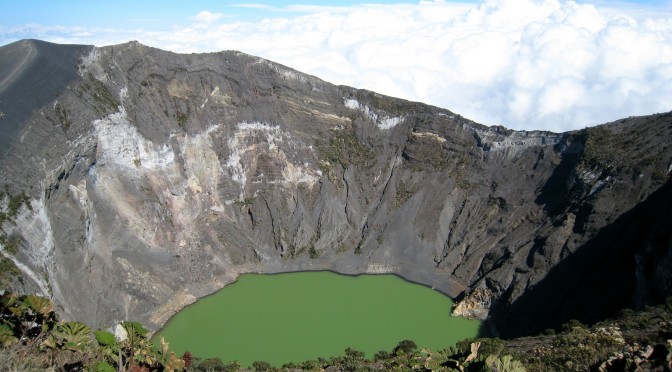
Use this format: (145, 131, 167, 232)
(0, 39, 670, 337)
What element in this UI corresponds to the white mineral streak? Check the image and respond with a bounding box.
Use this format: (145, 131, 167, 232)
(68, 180, 96, 244)
(3, 198, 56, 297)
(91, 104, 227, 251)
(209, 86, 232, 105)
(579, 169, 599, 184)
(226, 122, 321, 198)
(412, 131, 447, 143)
(14, 200, 53, 268)
(181, 124, 223, 196)
(78, 47, 99, 76)
(119, 86, 128, 102)
(343, 98, 404, 130)
(365, 263, 397, 274)
(225, 128, 246, 195)
(589, 177, 610, 196)
(379, 117, 402, 130)
(201, 86, 233, 109)
(280, 162, 322, 185)
(344, 99, 359, 110)
(282, 98, 350, 123)
(93, 107, 175, 170)
(262, 59, 310, 85)
(78, 47, 109, 82)
(1, 253, 50, 296)
(475, 128, 560, 151)
(473, 128, 562, 160)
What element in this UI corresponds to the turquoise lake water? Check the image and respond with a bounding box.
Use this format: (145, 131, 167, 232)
(155, 271, 483, 367)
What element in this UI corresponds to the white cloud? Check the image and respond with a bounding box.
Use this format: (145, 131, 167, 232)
(2, 0, 671, 132)
(192, 11, 226, 28)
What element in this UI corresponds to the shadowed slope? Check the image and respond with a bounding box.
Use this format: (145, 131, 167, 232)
(0, 39, 91, 155)
(495, 173, 672, 338)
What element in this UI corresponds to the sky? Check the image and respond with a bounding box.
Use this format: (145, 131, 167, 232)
(1, 0, 671, 132)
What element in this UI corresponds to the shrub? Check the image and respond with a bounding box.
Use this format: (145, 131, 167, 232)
(252, 360, 272, 371)
(393, 339, 417, 355)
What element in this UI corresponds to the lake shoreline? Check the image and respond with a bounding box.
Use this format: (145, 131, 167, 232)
(154, 271, 484, 367)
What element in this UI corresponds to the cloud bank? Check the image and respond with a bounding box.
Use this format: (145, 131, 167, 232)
(2, 0, 671, 132)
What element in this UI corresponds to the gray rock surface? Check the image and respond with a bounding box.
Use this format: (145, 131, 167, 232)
(0, 39, 670, 337)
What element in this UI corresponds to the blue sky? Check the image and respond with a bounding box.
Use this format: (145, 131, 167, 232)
(2, 1, 431, 27)
(2, 0, 667, 28)
(1, 0, 671, 131)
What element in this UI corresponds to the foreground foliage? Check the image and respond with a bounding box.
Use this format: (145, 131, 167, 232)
(1, 290, 671, 371)
(506, 299, 672, 372)
(0, 291, 184, 371)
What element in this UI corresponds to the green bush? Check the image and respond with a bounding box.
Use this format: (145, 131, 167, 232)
(0, 292, 184, 371)
(252, 360, 272, 371)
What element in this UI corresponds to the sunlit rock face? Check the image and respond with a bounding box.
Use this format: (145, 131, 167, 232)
(1, 39, 671, 337)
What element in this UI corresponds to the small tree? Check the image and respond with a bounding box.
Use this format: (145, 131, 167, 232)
(252, 360, 271, 371)
(194, 357, 226, 371)
(393, 339, 417, 356)
(342, 347, 365, 371)
(183, 351, 192, 371)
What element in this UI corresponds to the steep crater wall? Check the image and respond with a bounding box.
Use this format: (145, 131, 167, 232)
(0, 40, 671, 337)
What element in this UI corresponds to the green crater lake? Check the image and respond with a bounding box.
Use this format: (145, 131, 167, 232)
(155, 271, 483, 367)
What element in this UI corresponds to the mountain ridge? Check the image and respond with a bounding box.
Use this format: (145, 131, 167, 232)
(0, 39, 670, 338)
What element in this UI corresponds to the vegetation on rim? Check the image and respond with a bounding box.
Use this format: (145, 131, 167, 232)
(72, 73, 120, 115)
(0, 291, 185, 371)
(317, 127, 371, 181)
(577, 123, 671, 185)
(1, 290, 670, 371)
